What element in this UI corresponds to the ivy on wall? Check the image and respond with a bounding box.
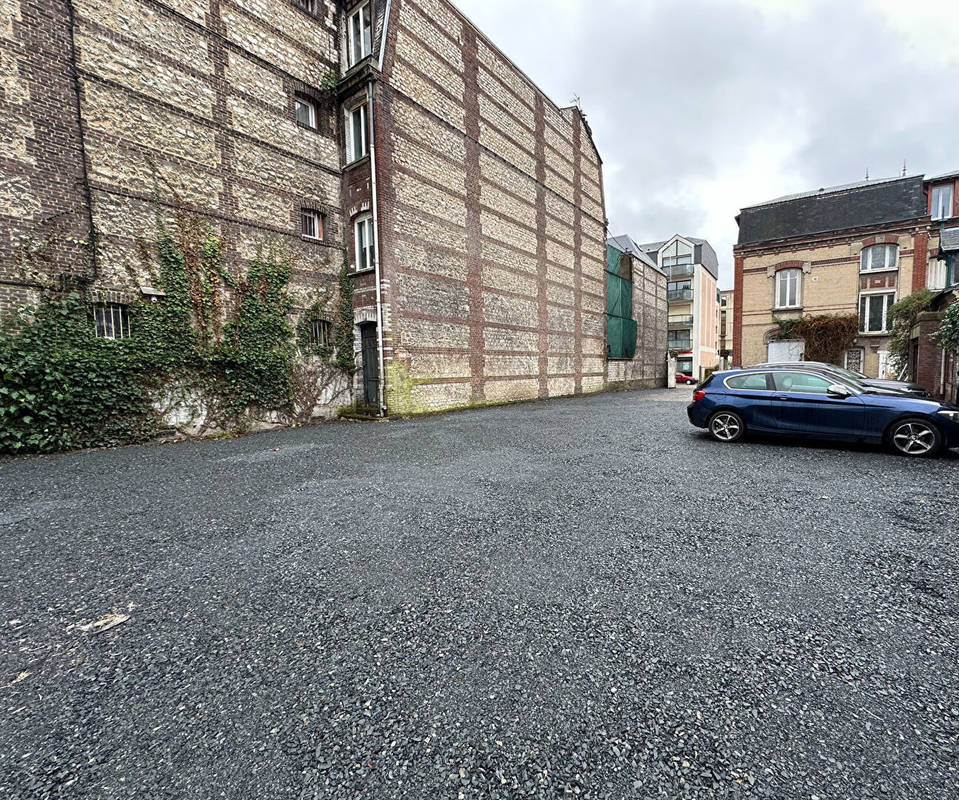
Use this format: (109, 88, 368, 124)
(932, 298, 959, 355)
(770, 314, 859, 364)
(887, 290, 933, 373)
(0, 212, 354, 454)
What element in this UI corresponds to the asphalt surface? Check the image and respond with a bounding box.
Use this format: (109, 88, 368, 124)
(2, 387, 958, 799)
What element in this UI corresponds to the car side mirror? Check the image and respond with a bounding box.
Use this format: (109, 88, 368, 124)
(827, 384, 852, 398)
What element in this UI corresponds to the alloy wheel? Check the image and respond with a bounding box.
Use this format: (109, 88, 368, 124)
(891, 421, 936, 456)
(711, 412, 742, 442)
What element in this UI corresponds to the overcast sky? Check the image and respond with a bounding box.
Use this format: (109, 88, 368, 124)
(454, 0, 959, 288)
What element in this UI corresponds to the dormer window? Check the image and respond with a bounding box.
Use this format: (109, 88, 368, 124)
(347, 3, 372, 68)
(932, 184, 954, 221)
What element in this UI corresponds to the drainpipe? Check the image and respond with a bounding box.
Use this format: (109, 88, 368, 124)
(367, 78, 387, 416)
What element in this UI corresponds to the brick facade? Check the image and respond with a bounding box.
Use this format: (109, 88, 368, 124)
(2, 0, 615, 420)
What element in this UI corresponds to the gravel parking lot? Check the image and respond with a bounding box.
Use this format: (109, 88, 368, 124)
(2, 388, 958, 799)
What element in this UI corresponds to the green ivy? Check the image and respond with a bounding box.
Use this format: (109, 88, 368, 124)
(0, 220, 353, 454)
(932, 298, 959, 354)
(887, 289, 933, 373)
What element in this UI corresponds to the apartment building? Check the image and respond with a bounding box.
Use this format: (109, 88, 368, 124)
(639, 235, 720, 378)
(0, 0, 609, 423)
(605, 235, 667, 389)
(733, 172, 958, 380)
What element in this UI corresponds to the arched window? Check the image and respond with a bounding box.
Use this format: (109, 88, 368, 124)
(774, 268, 801, 309)
(860, 243, 898, 271)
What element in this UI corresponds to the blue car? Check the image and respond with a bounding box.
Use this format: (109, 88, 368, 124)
(687, 366, 959, 457)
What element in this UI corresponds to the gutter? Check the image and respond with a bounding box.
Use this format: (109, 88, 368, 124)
(64, 0, 98, 279)
(367, 78, 387, 416)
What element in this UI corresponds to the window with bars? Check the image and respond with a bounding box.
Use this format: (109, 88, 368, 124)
(309, 319, 331, 347)
(860, 243, 898, 272)
(93, 303, 130, 339)
(301, 209, 323, 240)
(292, 0, 317, 16)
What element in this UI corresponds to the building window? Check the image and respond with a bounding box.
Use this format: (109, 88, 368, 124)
(309, 319, 331, 347)
(860, 243, 898, 272)
(346, 101, 369, 163)
(354, 214, 374, 271)
(292, 0, 317, 16)
(928, 257, 948, 291)
(93, 303, 130, 339)
(660, 240, 693, 268)
(859, 292, 895, 334)
(295, 96, 317, 129)
(774, 268, 801, 309)
(301, 209, 323, 240)
(347, 2, 373, 68)
(932, 185, 954, 220)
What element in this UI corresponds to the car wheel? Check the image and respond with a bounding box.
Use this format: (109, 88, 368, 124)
(708, 410, 745, 443)
(887, 417, 942, 457)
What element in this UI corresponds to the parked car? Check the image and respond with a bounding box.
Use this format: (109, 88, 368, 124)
(753, 360, 930, 398)
(687, 366, 959, 457)
(675, 373, 698, 385)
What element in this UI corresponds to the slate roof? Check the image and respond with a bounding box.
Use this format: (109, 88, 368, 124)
(737, 175, 927, 246)
(608, 235, 662, 273)
(940, 226, 959, 252)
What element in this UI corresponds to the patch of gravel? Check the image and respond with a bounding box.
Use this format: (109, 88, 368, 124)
(1, 390, 957, 799)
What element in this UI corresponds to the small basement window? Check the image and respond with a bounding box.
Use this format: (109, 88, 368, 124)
(301, 209, 324, 240)
(93, 303, 130, 339)
(309, 319, 331, 347)
(292, 0, 317, 16)
(295, 96, 317, 129)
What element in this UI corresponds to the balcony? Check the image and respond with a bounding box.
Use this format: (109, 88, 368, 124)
(664, 264, 694, 280)
(667, 288, 693, 302)
(667, 336, 692, 351)
(668, 315, 694, 328)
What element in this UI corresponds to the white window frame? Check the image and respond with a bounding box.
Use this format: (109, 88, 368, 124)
(346, 2, 373, 68)
(931, 185, 954, 221)
(294, 96, 317, 129)
(774, 268, 801, 310)
(93, 303, 130, 340)
(928, 257, 948, 291)
(354, 214, 374, 272)
(860, 243, 898, 272)
(301, 209, 322, 240)
(858, 290, 896, 334)
(346, 101, 369, 163)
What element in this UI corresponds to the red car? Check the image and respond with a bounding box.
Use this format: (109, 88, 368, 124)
(675, 373, 698, 385)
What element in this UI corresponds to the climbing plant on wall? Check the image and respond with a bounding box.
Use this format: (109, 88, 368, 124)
(887, 289, 933, 372)
(932, 298, 959, 354)
(0, 208, 354, 454)
(770, 314, 859, 364)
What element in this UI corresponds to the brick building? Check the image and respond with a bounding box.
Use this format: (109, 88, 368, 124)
(605, 235, 667, 390)
(734, 172, 959, 380)
(0, 0, 611, 419)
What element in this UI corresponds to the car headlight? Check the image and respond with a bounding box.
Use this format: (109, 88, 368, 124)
(937, 409, 959, 423)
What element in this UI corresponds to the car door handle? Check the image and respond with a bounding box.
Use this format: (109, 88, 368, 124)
(775, 395, 789, 400)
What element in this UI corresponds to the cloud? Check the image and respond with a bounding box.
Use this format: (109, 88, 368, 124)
(453, 0, 959, 287)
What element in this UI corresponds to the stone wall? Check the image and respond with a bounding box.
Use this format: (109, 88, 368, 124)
(0, 0, 92, 314)
(71, 0, 346, 316)
(607, 257, 667, 390)
(377, 0, 608, 413)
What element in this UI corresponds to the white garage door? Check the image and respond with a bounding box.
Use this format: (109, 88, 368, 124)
(767, 340, 804, 362)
